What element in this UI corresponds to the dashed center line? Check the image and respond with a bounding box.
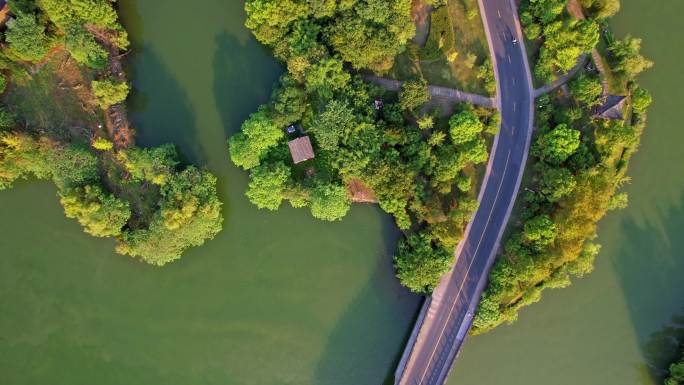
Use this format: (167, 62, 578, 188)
(416, 150, 514, 385)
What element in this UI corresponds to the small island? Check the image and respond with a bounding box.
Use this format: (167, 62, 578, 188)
(0, 0, 223, 265)
(231, 0, 499, 293)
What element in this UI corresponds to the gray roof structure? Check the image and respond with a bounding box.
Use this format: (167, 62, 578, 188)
(287, 136, 315, 164)
(595, 95, 627, 120)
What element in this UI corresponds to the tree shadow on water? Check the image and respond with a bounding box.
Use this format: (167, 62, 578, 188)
(613, 192, 684, 383)
(313, 209, 422, 385)
(642, 312, 684, 381)
(212, 31, 283, 137)
(125, 44, 204, 165)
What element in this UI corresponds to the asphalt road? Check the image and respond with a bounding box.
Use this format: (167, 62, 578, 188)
(395, 0, 534, 384)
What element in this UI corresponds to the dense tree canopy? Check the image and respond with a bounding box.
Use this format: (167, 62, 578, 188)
(60, 185, 131, 237)
(244, 0, 415, 73)
(394, 231, 454, 293)
(532, 124, 581, 165)
(570, 73, 604, 106)
(117, 167, 223, 265)
(246, 162, 291, 210)
(5, 12, 51, 62)
(449, 110, 485, 145)
(229, 108, 283, 170)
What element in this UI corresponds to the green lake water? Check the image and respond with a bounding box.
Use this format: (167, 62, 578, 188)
(1, 1, 682, 385)
(0, 1, 420, 384)
(450, 1, 684, 384)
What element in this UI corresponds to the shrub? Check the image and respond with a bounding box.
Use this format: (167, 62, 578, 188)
(92, 79, 130, 109)
(399, 78, 430, 112)
(92, 137, 114, 151)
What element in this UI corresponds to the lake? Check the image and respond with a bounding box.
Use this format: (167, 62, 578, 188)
(1, 1, 681, 385)
(0, 1, 420, 384)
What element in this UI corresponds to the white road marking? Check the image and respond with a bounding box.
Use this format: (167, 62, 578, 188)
(513, 102, 517, 112)
(507, 55, 511, 64)
(416, 151, 513, 385)
(497, 9, 501, 18)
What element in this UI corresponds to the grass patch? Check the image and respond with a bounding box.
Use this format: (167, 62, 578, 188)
(3, 50, 102, 141)
(389, 0, 492, 95)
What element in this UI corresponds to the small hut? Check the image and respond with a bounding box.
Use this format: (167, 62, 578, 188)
(595, 95, 627, 120)
(288, 136, 315, 164)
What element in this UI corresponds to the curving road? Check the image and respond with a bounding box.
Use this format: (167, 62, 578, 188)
(394, 0, 534, 384)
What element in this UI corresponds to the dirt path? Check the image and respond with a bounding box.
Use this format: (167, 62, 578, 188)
(89, 28, 134, 149)
(364, 75, 496, 108)
(567, 0, 610, 95)
(412, 0, 433, 47)
(533, 54, 588, 97)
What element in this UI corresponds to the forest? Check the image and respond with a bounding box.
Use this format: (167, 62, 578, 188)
(472, 0, 653, 333)
(0, 0, 222, 265)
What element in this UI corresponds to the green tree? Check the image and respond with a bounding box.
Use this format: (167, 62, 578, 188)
(246, 162, 291, 210)
(522, 0, 566, 25)
(532, 124, 581, 165)
(666, 351, 684, 385)
(60, 184, 131, 237)
(399, 78, 430, 111)
(65, 24, 108, 69)
(304, 57, 351, 98)
(325, 0, 415, 72)
(449, 110, 484, 145)
(92, 79, 130, 109)
(5, 12, 50, 62)
(0, 132, 52, 189)
(523, 214, 557, 249)
(583, 0, 621, 19)
(117, 167, 223, 266)
(570, 73, 603, 106)
(417, 115, 434, 130)
(310, 183, 351, 221)
(394, 232, 453, 294)
(309, 100, 355, 151)
(228, 108, 283, 170)
(117, 144, 178, 185)
(609, 36, 654, 79)
(607, 192, 628, 210)
(538, 164, 577, 202)
(631, 87, 652, 114)
(50, 145, 99, 189)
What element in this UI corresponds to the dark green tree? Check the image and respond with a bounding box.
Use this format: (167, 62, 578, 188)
(394, 232, 453, 294)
